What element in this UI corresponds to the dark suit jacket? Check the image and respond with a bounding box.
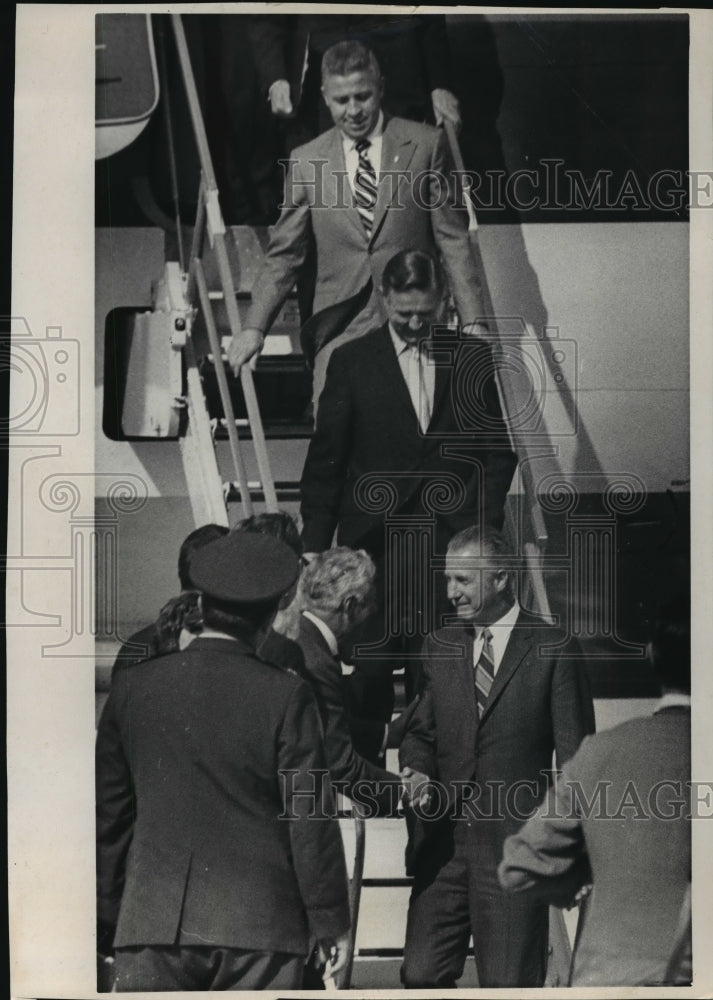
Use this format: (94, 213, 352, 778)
(112, 621, 161, 674)
(499, 706, 691, 986)
(344, 669, 389, 763)
(296, 615, 402, 814)
(96, 636, 350, 955)
(244, 116, 486, 344)
(399, 612, 595, 875)
(261, 627, 392, 763)
(300, 324, 517, 554)
(249, 14, 452, 121)
(114, 624, 300, 678)
(258, 627, 307, 677)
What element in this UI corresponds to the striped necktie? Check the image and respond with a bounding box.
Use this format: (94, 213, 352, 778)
(474, 628, 495, 719)
(354, 138, 378, 237)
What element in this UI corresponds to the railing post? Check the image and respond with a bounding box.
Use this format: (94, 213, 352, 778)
(194, 259, 253, 517)
(170, 13, 277, 513)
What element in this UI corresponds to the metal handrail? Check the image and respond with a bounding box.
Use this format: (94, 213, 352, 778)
(339, 811, 367, 989)
(443, 122, 554, 558)
(170, 14, 277, 514)
(194, 259, 254, 516)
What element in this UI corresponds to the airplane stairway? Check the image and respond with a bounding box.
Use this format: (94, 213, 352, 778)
(99, 12, 589, 987)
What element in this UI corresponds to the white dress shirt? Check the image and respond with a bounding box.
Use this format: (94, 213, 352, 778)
(341, 111, 384, 195)
(389, 324, 436, 432)
(471, 600, 521, 675)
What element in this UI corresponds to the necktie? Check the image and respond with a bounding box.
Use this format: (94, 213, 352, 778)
(354, 138, 378, 237)
(406, 343, 432, 433)
(474, 628, 495, 719)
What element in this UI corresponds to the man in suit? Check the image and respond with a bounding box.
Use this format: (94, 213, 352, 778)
(96, 532, 351, 991)
(499, 594, 691, 987)
(300, 249, 517, 720)
(294, 546, 404, 814)
(249, 13, 461, 142)
(399, 525, 595, 988)
(243, 512, 419, 764)
(228, 40, 488, 403)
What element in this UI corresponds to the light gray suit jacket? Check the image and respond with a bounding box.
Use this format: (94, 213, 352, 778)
(244, 116, 487, 395)
(499, 707, 691, 986)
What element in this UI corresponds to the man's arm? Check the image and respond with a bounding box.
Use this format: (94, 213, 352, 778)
(348, 714, 388, 762)
(278, 681, 351, 947)
(550, 641, 596, 769)
(450, 338, 516, 530)
(428, 128, 488, 328)
(481, 445, 518, 531)
(247, 15, 295, 96)
(398, 649, 437, 780)
(95, 683, 135, 945)
(398, 655, 439, 865)
(228, 154, 313, 375)
(300, 348, 353, 553)
(349, 694, 421, 760)
(415, 15, 461, 129)
(417, 15, 454, 96)
(468, 340, 517, 529)
(303, 641, 403, 814)
(498, 755, 592, 906)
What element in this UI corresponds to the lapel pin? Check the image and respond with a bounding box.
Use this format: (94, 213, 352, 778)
(394, 155, 400, 163)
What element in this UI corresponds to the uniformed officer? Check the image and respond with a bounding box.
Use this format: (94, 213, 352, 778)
(96, 531, 351, 992)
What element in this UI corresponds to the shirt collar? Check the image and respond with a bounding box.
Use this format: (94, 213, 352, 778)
(477, 599, 520, 638)
(654, 692, 691, 712)
(199, 627, 240, 642)
(194, 628, 255, 656)
(389, 322, 427, 357)
(342, 111, 384, 151)
(302, 610, 339, 657)
(469, 601, 519, 673)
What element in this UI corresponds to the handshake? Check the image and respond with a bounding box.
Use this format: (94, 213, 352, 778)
(400, 766, 434, 813)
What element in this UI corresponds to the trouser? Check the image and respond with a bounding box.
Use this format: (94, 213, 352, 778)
(401, 823, 549, 988)
(113, 944, 304, 991)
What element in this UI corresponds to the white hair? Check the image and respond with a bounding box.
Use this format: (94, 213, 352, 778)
(299, 547, 376, 618)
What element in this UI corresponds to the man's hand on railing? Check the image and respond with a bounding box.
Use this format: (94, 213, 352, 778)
(432, 88, 462, 131)
(268, 79, 295, 118)
(227, 329, 264, 377)
(318, 930, 351, 984)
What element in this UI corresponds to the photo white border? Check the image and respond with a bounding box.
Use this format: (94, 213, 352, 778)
(8, 5, 713, 998)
